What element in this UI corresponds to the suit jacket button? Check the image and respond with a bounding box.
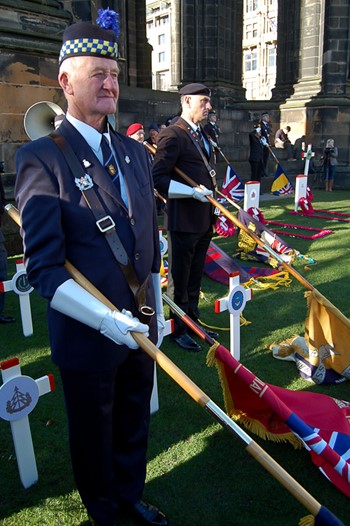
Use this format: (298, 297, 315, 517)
(135, 252, 140, 260)
(130, 218, 135, 226)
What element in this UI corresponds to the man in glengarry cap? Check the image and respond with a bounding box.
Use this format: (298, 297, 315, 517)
(15, 9, 167, 526)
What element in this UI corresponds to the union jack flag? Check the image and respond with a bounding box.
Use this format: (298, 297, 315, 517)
(209, 344, 350, 498)
(221, 165, 244, 201)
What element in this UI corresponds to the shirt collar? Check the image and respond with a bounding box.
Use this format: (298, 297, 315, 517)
(66, 113, 106, 155)
(182, 116, 200, 133)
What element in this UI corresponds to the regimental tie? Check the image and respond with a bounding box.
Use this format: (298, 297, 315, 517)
(101, 135, 121, 193)
(196, 126, 210, 157)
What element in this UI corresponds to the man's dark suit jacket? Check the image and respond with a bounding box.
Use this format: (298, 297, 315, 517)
(249, 131, 264, 162)
(15, 118, 160, 372)
(152, 117, 216, 234)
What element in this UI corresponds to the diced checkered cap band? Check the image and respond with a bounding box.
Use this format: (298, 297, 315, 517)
(59, 37, 118, 64)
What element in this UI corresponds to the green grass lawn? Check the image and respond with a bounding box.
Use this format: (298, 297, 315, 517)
(0, 189, 349, 525)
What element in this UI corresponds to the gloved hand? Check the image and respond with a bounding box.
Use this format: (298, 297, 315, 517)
(260, 136, 268, 147)
(152, 273, 166, 347)
(192, 184, 213, 202)
(51, 279, 149, 349)
(100, 309, 149, 349)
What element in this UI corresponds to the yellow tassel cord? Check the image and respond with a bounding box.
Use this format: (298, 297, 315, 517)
(206, 344, 302, 449)
(269, 334, 309, 359)
(244, 270, 292, 291)
(299, 515, 315, 526)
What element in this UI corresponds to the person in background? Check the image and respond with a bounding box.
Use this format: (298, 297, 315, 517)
(152, 82, 219, 353)
(248, 123, 264, 182)
(145, 123, 159, 148)
(204, 109, 221, 161)
(323, 138, 338, 192)
(126, 122, 145, 144)
(274, 126, 296, 161)
(259, 112, 271, 176)
(15, 10, 167, 526)
(0, 161, 15, 324)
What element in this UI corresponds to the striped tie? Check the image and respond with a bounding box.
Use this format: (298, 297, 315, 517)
(101, 135, 120, 191)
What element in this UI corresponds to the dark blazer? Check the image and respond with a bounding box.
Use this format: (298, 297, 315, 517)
(249, 131, 264, 162)
(15, 118, 160, 372)
(260, 120, 271, 145)
(152, 117, 216, 234)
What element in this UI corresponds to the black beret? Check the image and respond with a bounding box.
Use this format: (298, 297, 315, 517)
(59, 21, 118, 65)
(208, 109, 217, 115)
(179, 83, 211, 97)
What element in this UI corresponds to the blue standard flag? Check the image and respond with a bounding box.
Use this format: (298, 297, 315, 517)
(270, 164, 294, 196)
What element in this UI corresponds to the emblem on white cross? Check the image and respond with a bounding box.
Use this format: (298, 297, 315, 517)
(214, 272, 252, 360)
(0, 357, 55, 488)
(0, 259, 34, 336)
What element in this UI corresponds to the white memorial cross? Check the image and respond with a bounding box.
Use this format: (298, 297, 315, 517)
(150, 230, 173, 414)
(0, 357, 55, 488)
(214, 272, 252, 360)
(0, 259, 33, 336)
(302, 144, 315, 177)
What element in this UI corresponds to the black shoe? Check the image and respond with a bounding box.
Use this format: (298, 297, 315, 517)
(122, 501, 168, 526)
(170, 333, 201, 352)
(0, 315, 15, 323)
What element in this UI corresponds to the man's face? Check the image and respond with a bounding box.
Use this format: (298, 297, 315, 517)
(183, 94, 211, 124)
(149, 129, 159, 143)
(130, 129, 145, 143)
(209, 114, 217, 123)
(59, 56, 119, 128)
(262, 114, 270, 123)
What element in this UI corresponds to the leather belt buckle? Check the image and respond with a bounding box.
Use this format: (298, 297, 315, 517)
(96, 215, 115, 233)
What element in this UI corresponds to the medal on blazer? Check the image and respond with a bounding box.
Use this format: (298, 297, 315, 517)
(107, 163, 117, 176)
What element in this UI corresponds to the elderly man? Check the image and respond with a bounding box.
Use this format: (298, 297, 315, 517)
(152, 83, 219, 352)
(126, 122, 145, 144)
(15, 9, 167, 526)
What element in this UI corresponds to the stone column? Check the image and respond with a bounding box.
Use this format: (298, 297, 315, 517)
(273, 0, 350, 167)
(181, 0, 246, 104)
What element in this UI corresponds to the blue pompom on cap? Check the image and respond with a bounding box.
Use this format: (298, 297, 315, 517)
(59, 8, 120, 65)
(96, 8, 120, 37)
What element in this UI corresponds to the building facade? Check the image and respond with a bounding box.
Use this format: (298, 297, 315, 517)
(242, 0, 278, 100)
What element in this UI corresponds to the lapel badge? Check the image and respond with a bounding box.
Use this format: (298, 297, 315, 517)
(75, 174, 94, 191)
(125, 156, 130, 164)
(82, 159, 91, 168)
(108, 164, 117, 176)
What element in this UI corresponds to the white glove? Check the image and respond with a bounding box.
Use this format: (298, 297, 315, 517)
(152, 273, 166, 347)
(51, 279, 149, 349)
(100, 309, 149, 349)
(168, 180, 212, 202)
(192, 184, 213, 202)
(260, 136, 268, 147)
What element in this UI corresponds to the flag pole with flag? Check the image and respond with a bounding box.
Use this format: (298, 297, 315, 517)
(271, 162, 294, 196)
(8, 203, 345, 526)
(162, 293, 347, 526)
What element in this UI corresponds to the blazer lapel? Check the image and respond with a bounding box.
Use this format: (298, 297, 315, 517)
(58, 119, 125, 206)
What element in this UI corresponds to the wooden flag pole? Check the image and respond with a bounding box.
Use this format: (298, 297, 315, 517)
(6, 203, 344, 525)
(144, 142, 313, 291)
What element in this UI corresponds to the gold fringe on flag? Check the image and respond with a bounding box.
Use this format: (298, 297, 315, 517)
(206, 344, 302, 448)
